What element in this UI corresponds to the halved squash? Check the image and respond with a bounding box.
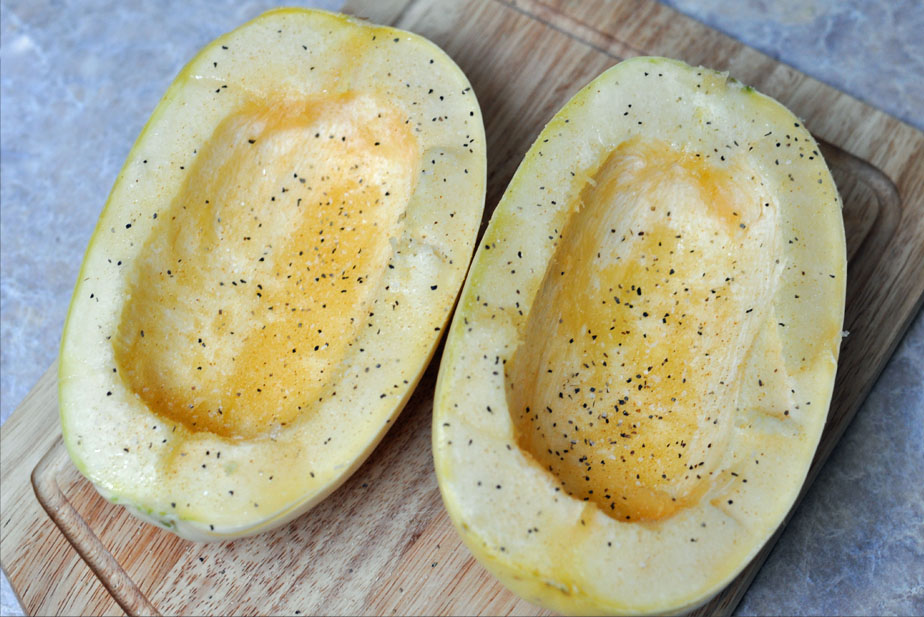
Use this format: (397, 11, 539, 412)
(433, 57, 845, 615)
(59, 8, 486, 540)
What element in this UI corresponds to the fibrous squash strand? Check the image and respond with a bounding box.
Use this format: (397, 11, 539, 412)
(507, 137, 782, 521)
(114, 93, 418, 439)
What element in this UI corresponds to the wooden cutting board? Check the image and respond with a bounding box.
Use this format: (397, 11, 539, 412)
(2, 1, 922, 615)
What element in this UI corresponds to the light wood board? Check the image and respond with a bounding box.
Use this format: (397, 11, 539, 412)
(2, 0, 923, 615)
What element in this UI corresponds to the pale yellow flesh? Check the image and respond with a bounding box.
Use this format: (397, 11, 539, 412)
(509, 136, 781, 523)
(115, 94, 417, 439)
(434, 57, 844, 615)
(59, 8, 486, 540)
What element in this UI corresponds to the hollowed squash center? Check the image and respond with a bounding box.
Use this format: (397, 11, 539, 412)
(114, 92, 418, 439)
(508, 137, 779, 521)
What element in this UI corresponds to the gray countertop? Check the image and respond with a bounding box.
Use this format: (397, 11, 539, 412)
(1, 1, 921, 615)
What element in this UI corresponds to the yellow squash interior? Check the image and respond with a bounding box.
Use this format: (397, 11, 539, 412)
(114, 92, 418, 439)
(507, 137, 782, 521)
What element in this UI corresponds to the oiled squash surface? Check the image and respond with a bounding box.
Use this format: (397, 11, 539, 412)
(59, 9, 486, 540)
(115, 94, 418, 439)
(433, 57, 844, 616)
(509, 137, 782, 522)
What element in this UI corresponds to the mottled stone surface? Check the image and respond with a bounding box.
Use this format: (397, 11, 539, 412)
(661, 0, 924, 131)
(1, 1, 921, 615)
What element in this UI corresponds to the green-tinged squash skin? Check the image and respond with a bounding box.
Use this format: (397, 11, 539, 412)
(433, 57, 845, 615)
(59, 8, 486, 541)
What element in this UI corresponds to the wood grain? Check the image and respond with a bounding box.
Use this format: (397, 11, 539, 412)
(2, 0, 922, 615)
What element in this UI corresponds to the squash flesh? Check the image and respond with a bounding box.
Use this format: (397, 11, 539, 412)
(508, 137, 781, 522)
(59, 8, 486, 540)
(433, 57, 844, 615)
(114, 93, 418, 438)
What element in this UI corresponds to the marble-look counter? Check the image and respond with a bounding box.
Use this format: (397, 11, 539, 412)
(1, 1, 921, 615)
